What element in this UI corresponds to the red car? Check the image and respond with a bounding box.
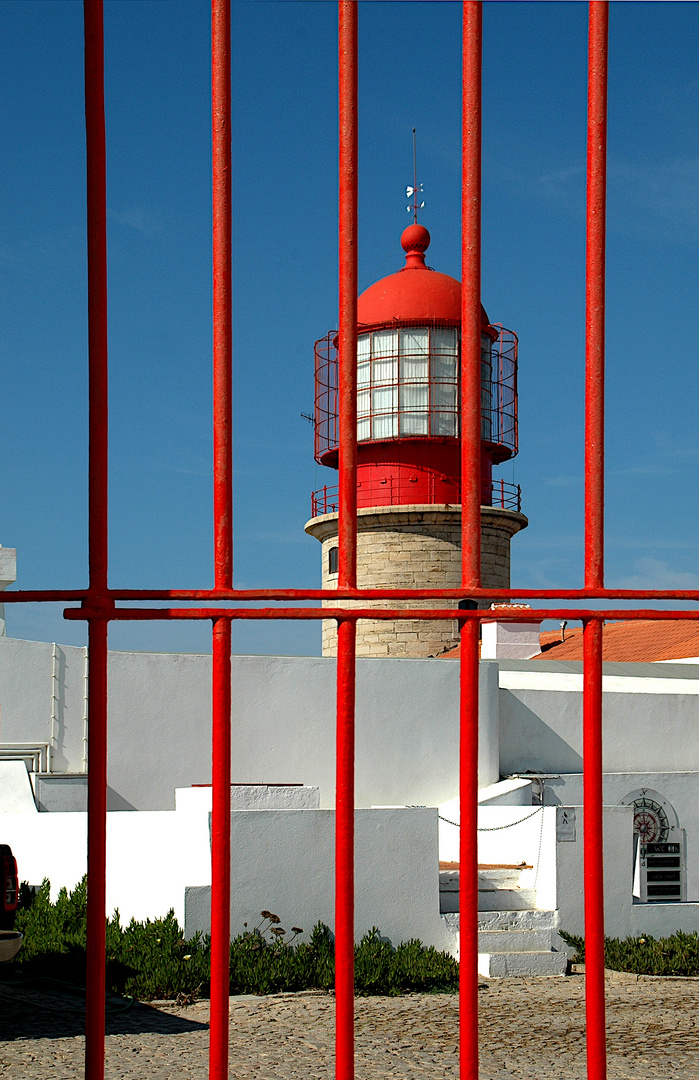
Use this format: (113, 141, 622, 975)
(0, 845, 22, 961)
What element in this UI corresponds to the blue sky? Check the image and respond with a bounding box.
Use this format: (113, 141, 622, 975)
(2, 1, 699, 655)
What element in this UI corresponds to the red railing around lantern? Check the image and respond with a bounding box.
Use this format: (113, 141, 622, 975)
(311, 477, 522, 517)
(314, 321, 518, 468)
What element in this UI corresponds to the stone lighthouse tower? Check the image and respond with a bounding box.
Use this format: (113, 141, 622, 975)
(305, 224, 527, 658)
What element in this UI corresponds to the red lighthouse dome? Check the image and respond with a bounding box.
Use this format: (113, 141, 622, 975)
(312, 225, 519, 511)
(357, 225, 491, 333)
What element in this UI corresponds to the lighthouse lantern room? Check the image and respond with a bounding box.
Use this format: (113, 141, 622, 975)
(306, 225, 527, 658)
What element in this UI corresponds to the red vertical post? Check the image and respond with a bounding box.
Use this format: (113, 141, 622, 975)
(584, 4, 609, 1080)
(212, 0, 233, 591)
(335, 616, 356, 1080)
(585, 0, 607, 591)
(83, 3, 109, 1077)
(461, 0, 482, 583)
(583, 617, 606, 1079)
(336, 4, 358, 1078)
(460, 4, 482, 1079)
(210, 617, 232, 1080)
(337, 0, 358, 591)
(210, 2, 233, 1078)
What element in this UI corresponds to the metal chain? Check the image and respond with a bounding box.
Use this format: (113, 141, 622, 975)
(533, 780, 546, 889)
(437, 806, 544, 832)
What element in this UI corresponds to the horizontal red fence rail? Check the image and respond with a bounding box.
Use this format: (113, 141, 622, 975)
(8, 584, 699, 604)
(64, 606, 699, 623)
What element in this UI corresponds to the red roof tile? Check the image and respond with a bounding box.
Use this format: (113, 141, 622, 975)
(440, 620, 699, 663)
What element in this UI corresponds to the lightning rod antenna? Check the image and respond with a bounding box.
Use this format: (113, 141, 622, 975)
(406, 128, 425, 222)
(413, 128, 417, 223)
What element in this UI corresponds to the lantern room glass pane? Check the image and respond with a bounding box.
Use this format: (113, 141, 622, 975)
(372, 355, 397, 386)
(402, 354, 429, 381)
(400, 327, 429, 356)
(372, 328, 398, 358)
(353, 323, 483, 443)
(433, 382, 456, 409)
(481, 332, 493, 441)
(433, 353, 457, 381)
(372, 382, 397, 439)
(357, 389, 370, 417)
(400, 382, 429, 409)
(432, 410, 457, 436)
(373, 412, 398, 439)
(372, 385, 396, 414)
(432, 327, 458, 354)
(401, 412, 429, 435)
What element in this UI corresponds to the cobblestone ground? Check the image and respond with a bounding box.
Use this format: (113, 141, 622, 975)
(0, 970, 698, 1078)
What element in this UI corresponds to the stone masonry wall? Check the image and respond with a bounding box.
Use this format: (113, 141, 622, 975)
(305, 506, 527, 658)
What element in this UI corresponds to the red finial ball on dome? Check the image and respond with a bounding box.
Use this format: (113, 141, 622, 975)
(401, 223, 431, 254)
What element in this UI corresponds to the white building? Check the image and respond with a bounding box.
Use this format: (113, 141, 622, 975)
(1, 591, 699, 975)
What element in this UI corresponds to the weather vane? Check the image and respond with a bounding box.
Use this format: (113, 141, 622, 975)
(406, 128, 425, 223)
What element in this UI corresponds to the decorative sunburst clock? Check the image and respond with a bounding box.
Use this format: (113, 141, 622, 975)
(633, 795, 669, 844)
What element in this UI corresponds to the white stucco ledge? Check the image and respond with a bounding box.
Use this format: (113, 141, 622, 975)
(175, 784, 320, 813)
(0, 761, 38, 813)
(0, 547, 17, 589)
(477, 777, 533, 806)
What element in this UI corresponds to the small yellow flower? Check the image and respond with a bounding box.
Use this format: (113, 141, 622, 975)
(183, 954, 192, 960)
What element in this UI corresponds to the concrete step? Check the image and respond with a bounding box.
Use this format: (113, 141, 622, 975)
(477, 868, 525, 890)
(442, 911, 568, 977)
(440, 869, 537, 913)
(477, 888, 536, 911)
(478, 928, 553, 953)
(478, 908, 559, 931)
(478, 950, 568, 978)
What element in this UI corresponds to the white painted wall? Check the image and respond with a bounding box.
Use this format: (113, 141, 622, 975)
(0, 547, 16, 639)
(0, 640, 500, 812)
(553, 803, 699, 938)
(555, 804, 633, 938)
(0, 637, 87, 774)
(184, 807, 452, 952)
(0, 805, 211, 926)
(481, 618, 541, 660)
(553, 772, 699, 901)
(498, 662, 699, 776)
(0, 761, 38, 812)
(0, 801, 450, 950)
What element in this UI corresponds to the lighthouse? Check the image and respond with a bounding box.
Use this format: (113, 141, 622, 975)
(306, 224, 527, 658)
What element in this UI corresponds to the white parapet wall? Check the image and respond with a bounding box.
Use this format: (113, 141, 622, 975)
(0, 799, 449, 949)
(185, 807, 452, 952)
(0, 802, 211, 926)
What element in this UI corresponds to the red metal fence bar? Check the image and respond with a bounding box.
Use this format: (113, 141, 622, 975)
(210, 1, 233, 1076)
(65, 606, 699, 624)
(83, 2, 110, 1077)
(583, 4, 609, 1078)
(460, 4, 482, 1077)
(210, 616, 232, 1080)
(336, 4, 358, 1077)
(337, 0, 358, 593)
(585, 0, 607, 594)
(5, 585, 697, 604)
(583, 617, 606, 1079)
